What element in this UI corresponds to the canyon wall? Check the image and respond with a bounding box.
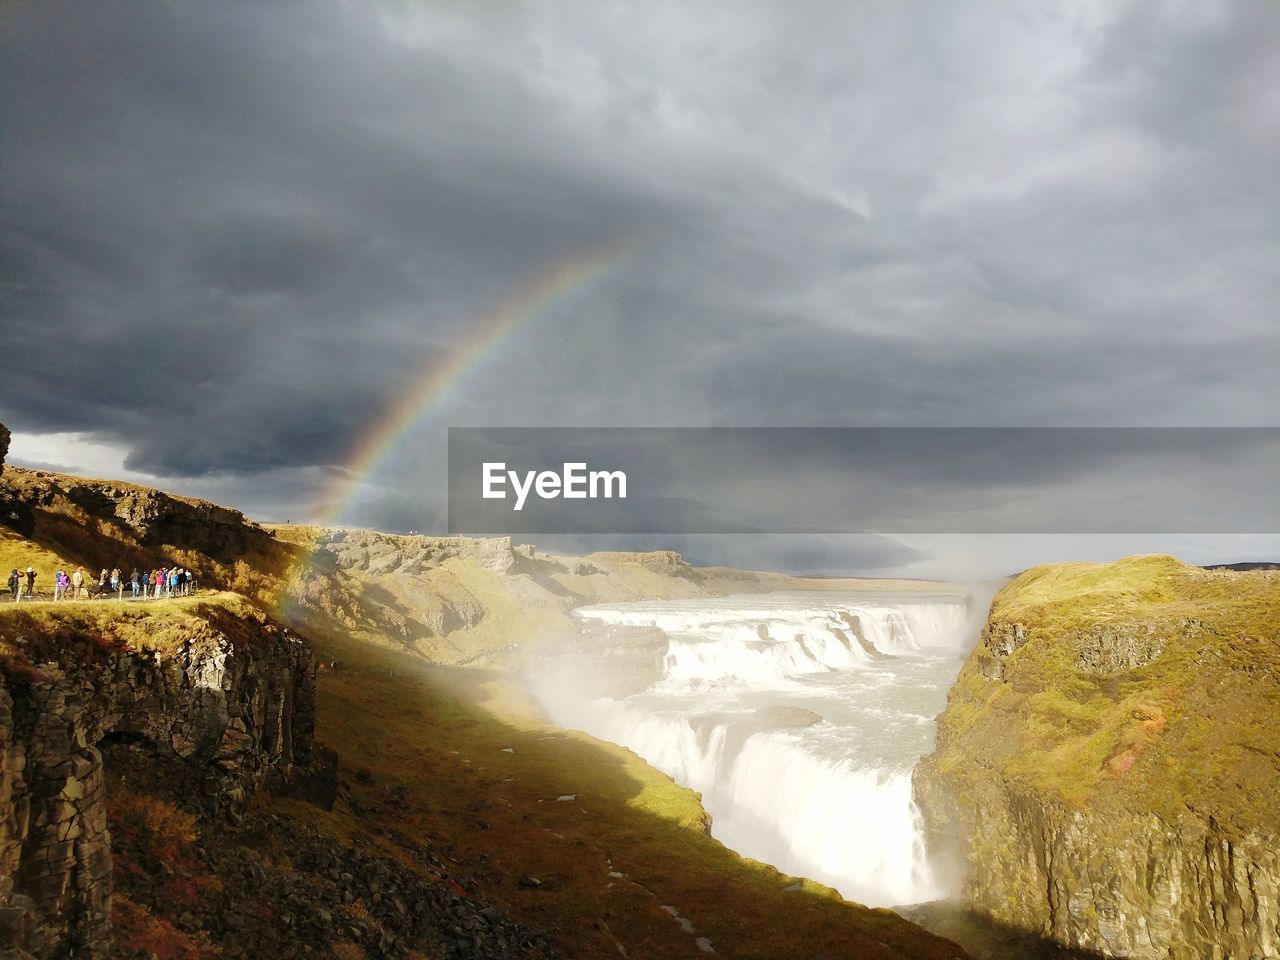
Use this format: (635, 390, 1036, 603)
(915, 556, 1280, 959)
(0, 602, 331, 959)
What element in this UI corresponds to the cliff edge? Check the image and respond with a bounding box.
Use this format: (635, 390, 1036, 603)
(0, 596, 332, 959)
(915, 555, 1280, 959)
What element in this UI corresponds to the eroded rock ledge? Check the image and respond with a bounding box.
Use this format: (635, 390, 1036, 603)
(0, 602, 335, 959)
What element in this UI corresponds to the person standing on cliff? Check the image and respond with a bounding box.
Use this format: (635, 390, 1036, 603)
(24, 567, 36, 600)
(72, 567, 84, 599)
(129, 568, 140, 598)
(7, 569, 18, 602)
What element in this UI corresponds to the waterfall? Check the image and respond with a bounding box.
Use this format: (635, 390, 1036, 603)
(536, 592, 975, 907)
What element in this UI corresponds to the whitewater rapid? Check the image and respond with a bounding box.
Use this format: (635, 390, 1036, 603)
(533, 591, 979, 907)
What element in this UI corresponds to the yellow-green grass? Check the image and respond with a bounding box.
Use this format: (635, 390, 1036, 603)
(265, 628, 967, 960)
(990, 554, 1279, 636)
(934, 555, 1280, 825)
(0, 592, 265, 662)
(0, 525, 74, 581)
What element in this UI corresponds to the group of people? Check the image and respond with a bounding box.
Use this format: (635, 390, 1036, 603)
(6, 565, 198, 602)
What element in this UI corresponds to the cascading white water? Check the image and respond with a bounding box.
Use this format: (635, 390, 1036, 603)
(533, 591, 978, 907)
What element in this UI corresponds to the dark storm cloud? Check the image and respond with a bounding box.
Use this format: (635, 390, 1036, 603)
(1, 0, 1277, 540)
(0, 0, 685, 475)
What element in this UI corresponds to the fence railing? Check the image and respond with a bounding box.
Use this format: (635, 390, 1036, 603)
(4, 585, 206, 605)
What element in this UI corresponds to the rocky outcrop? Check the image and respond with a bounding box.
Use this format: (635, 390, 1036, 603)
(0, 603, 334, 959)
(316, 529, 522, 577)
(587, 550, 695, 578)
(0, 422, 17, 531)
(1072, 618, 1202, 676)
(0, 466, 275, 563)
(837, 611, 893, 660)
(915, 556, 1280, 960)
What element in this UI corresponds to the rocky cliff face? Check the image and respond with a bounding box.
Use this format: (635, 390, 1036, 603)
(0, 420, 10, 473)
(0, 667, 113, 959)
(916, 770, 1279, 958)
(1, 465, 276, 563)
(0, 601, 332, 959)
(915, 556, 1280, 960)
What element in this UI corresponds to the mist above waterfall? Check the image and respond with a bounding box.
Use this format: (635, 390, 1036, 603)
(528, 590, 987, 907)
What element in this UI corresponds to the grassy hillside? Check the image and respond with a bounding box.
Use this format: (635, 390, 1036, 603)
(0, 591, 257, 661)
(931, 554, 1280, 826)
(0, 524, 69, 581)
(916, 555, 1280, 959)
(289, 627, 966, 960)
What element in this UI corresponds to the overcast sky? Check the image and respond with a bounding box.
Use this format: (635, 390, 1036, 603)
(2, 0, 1277, 576)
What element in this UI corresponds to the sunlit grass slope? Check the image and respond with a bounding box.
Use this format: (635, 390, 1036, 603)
(285, 627, 968, 960)
(0, 592, 274, 662)
(0, 524, 71, 580)
(933, 554, 1280, 826)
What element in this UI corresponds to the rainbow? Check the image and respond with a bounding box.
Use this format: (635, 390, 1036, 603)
(271, 245, 627, 614)
(317, 244, 628, 527)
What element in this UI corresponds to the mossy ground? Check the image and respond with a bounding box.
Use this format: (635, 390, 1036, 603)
(0, 592, 271, 664)
(934, 555, 1280, 827)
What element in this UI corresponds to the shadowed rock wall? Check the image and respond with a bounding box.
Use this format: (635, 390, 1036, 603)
(0, 608, 332, 958)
